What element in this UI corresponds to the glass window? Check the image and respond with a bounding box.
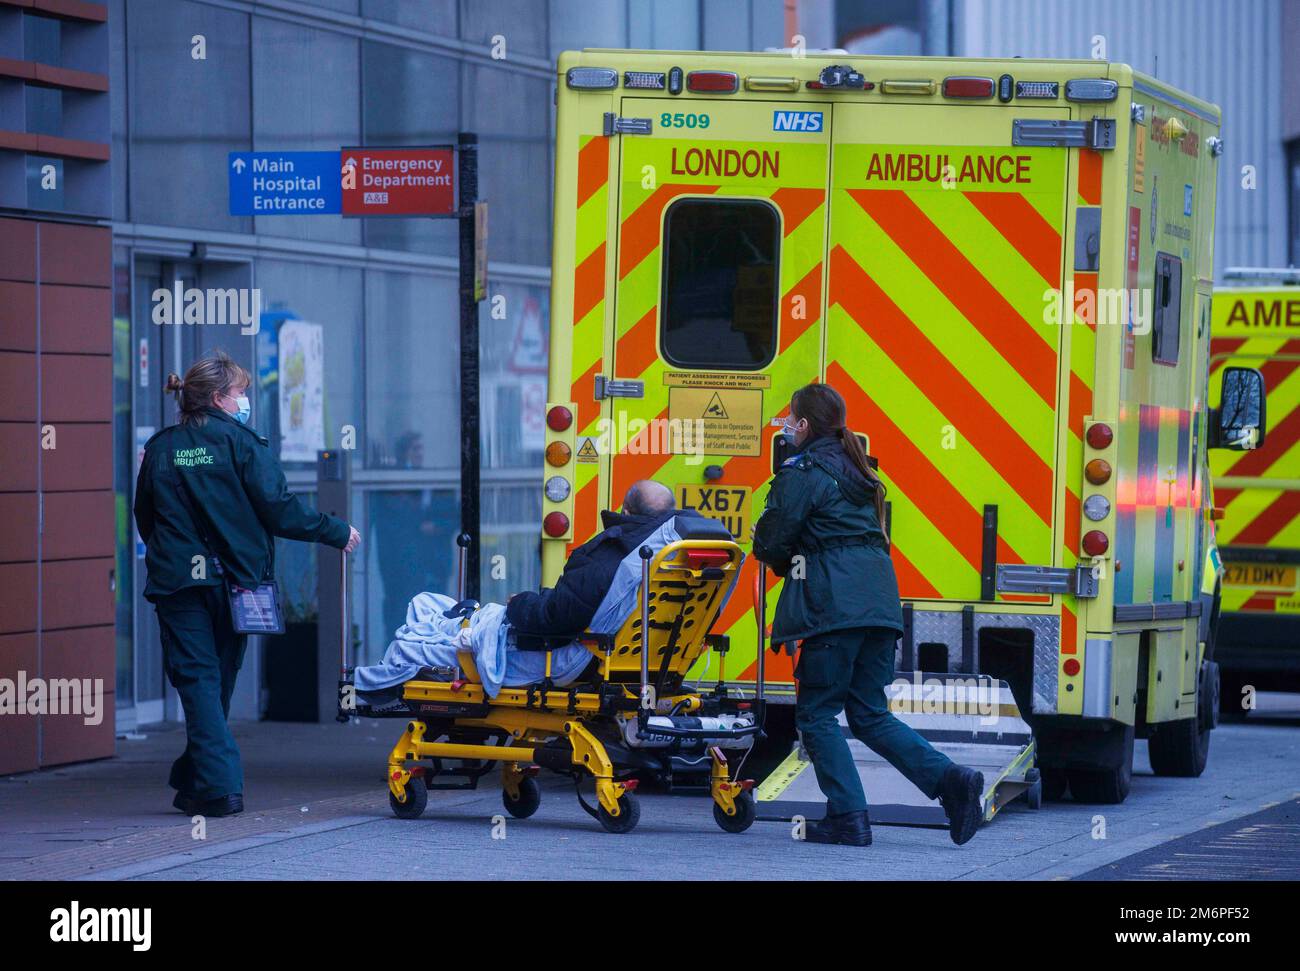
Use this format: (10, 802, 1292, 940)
(364, 269, 460, 470)
(480, 484, 543, 605)
(109, 0, 127, 222)
(365, 486, 460, 649)
(460, 0, 548, 58)
(254, 260, 364, 468)
(661, 198, 780, 370)
(127, 0, 250, 232)
(481, 280, 549, 469)
(364, 0, 457, 33)
(1153, 252, 1182, 366)
(252, 19, 361, 245)
(361, 42, 461, 256)
(23, 12, 61, 64)
(25, 85, 61, 136)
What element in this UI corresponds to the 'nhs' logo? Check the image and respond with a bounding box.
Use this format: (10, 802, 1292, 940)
(773, 111, 823, 132)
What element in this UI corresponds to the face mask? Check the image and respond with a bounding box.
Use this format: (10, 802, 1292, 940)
(782, 420, 802, 444)
(233, 395, 251, 424)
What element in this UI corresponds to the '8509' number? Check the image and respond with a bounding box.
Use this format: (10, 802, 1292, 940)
(660, 112, 710, 129)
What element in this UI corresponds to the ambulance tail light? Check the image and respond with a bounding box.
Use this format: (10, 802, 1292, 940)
(687, 71, 738, 93)
(1082, 530, 1109, 557)
(1062, 658, 1081, 677)
(543, 512, 570, 538)
(1086, 423, 1114, 450)
(547, 405, 573, 432)
(565, 67, 618, 90)
(943, 76, 994, 99)
(1065, 78, 1118, 102)
(1085, 458, 1112, 485)
(545, 442, 571, 467)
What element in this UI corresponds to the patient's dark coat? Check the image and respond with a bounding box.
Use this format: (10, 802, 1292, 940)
(506, 507, 717, 637)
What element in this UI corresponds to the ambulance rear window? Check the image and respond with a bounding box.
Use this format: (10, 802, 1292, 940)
(1153, 252, 1182, 366)
(660, 198, 779, 370)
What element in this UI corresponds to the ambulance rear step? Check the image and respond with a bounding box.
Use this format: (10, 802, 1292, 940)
(754, 674, 1040, 827)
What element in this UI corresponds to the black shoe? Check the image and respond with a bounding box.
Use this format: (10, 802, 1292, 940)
(804, 810, 872, 846)
(939, 766, 984, 845)
(194, 794, 244, 818)
(172, 791, 198, 815)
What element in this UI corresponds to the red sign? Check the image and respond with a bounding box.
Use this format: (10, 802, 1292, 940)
(341, 146, 455, 216)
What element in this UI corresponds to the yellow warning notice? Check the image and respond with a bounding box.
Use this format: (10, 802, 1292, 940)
(668, 386, 763, 456)
(663, 371, 771, 390)
(575, 437, 599, 463)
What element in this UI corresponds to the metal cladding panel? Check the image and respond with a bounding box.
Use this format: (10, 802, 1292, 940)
(952, 0, 1285, 274)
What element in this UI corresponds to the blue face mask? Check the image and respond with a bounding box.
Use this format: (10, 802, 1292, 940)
(782, 420, 802, 445)
(232, 395, 251, 424)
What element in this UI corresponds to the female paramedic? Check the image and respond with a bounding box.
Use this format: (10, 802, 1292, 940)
(751, 382, 983, 847)
(133, 351, 360, 818)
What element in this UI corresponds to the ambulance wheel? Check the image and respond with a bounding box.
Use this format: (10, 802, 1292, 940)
(1041, 768, 1069, 802)
(1148, 716, 1211, 777)
(503, 776, 541, 819)
(1066, 725, 1134, 805)
(389, 777, 428, 820)
(595, 791, 641, 834)
(713, 791, 757, 833)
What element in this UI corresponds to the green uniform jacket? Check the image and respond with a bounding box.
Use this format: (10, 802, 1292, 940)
(134, 407, 349, 601)
(752, 434, 903, 644)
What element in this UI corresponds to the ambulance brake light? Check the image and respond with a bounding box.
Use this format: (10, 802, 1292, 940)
(1062, 658, 1081, 677)
(943, 76, 994, 98)
(687, 71, 738, 93)
(565, 67, 618, 90)
(543, 512, 570, 538)
(1086, 423, 1113, 449)
(547, 405, 573, 432)
(1082, 531, 1109, 557)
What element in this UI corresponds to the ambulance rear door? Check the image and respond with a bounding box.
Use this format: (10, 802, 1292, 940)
(604, 95, 831, 681)
(824, 101, 1074, 603)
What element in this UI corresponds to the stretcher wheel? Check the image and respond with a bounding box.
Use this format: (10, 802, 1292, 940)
(713, 791, 756, 834)
(595, 791, 641, 834)
(503, 777, 541, 819)
(1021, 769, 1043, 811)
(389, 777, 428, 820)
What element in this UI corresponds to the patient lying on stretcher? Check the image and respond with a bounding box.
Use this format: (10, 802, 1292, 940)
(353, 481, 732, 703)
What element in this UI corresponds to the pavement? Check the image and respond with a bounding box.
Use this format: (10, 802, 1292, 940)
(1, 694, 1297, 881)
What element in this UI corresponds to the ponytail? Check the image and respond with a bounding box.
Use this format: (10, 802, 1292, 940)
(791, 382, 889, 526)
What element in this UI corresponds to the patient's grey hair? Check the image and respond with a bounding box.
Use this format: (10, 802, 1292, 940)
(623, 480, 675, 517)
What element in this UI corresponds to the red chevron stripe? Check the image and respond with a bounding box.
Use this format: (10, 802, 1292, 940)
(1258, 339, 1300, 389)
(576, 136, 608, 209)
(611, 406, 673, 501)
(566, 477, 600, 557)
(779, 262, 822, 353)
(829, 247, 1053, 526)
(831, 361, 1024, 579)
(771, 186, 824, 236)
(891, 541, 942, 599)
(1232, 490, 1300, 545)
(573, 242, 606, 325)
(1078, 149, 1102, 205)
(1227, 405, 1300, 478)
(615, 307, 659, 379)
(571, 358, 602, 433)
(963, 191, 1063, 286)
(618, 184, 719, 280)
(848, 189, 1058, 407)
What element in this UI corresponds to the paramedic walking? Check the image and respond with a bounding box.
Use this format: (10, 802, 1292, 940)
(752, 383, 983, 846)
(134, 352, 360, 817)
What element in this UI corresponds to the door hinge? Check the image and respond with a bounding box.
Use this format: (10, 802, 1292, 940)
(1012, 117, 1116, 151)
(996, 563, 1100, 598)
(603, 112, 652, 136)
(594, 375, 644, 399)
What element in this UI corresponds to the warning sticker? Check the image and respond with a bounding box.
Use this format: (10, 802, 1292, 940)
(663, 371, 771, 390)
(668, 386, 763, 456)
(575, 437, 599, 463)
(1134, 123, 1146, 193)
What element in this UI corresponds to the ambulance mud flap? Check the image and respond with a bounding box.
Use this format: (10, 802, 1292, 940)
(754, 675, 1038, 828)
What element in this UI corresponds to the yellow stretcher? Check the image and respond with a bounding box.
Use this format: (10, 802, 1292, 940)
(339, 538, 763, 834)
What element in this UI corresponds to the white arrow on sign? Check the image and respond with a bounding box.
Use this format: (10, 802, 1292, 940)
(343, 157, 357, 169)
(232, 157, 246, 173)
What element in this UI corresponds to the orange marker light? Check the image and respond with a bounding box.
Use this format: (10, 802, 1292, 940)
(1085, 458, 1112, 484)
(545, 441, 571, 467)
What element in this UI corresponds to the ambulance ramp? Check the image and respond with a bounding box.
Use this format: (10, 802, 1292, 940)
(755, 675, 1039, 827)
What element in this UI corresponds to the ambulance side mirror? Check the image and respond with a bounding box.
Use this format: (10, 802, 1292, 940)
(1209, 367, 1267, 451)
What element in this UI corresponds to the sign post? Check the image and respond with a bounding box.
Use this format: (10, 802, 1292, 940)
(457, 132, 483, 600)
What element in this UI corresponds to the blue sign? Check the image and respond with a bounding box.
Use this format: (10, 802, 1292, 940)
(228, 151, 341, 215)
(773, 110, 823, 132)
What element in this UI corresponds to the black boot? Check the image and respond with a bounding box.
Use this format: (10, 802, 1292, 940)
(194, 794, 244, 818)
(804, 810, 872, 846)
(172, 791, 198, 815)
(939, 765, 984, 845)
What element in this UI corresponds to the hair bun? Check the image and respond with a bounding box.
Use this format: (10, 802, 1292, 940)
(164, 373, 184, 393)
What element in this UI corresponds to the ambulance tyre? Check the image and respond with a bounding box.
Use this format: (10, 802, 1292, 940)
(1040, 768, 1069, 802)
(596, 791, 641, 834)
(503, 776, 542, 818)
(714, 791, 757, 833)
(1066, 724, 1134, 805)
(389, 776, 428, 820)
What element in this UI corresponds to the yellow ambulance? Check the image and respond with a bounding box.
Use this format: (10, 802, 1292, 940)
(539, 50, 1265, 803)
(1209, 274, 1300, 714)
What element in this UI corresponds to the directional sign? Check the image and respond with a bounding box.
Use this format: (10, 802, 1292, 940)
(341, 146, 456, 217)
(229, 151, 341, 215)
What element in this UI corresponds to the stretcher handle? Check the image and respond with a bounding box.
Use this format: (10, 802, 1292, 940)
(456, 532, 472, 602)
(754, 562, 766, 703)
(639, 545, 653, 711)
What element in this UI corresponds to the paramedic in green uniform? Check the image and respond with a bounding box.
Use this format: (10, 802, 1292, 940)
(752, 383, 984, 847)
(134, 351, 360, 817)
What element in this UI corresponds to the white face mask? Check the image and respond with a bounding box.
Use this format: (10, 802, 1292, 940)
(226, 392, 250, 424)
(782, 419, 803, 444)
